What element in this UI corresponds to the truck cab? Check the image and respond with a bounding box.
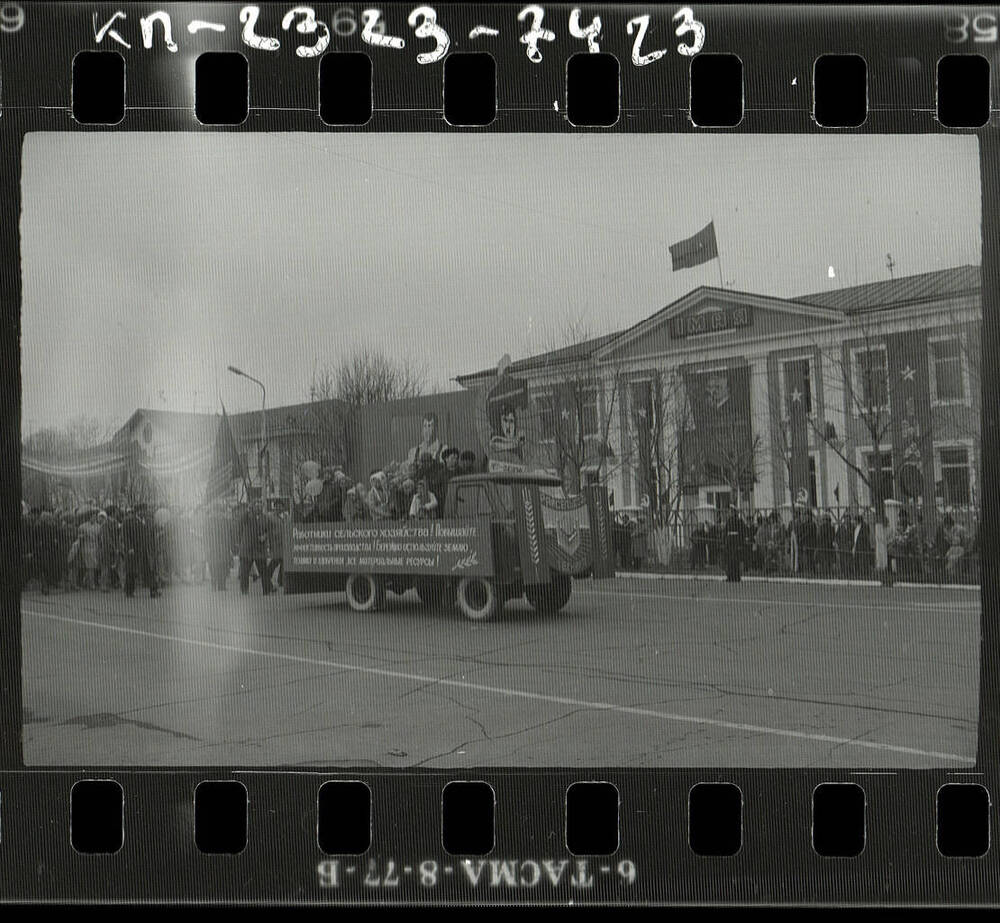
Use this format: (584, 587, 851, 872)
(438, 472, 615, 620)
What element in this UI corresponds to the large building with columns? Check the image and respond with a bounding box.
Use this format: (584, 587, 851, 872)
(457, 265, 981, 519)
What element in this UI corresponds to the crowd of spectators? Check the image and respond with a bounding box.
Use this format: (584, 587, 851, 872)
(687, 506, 980, 584)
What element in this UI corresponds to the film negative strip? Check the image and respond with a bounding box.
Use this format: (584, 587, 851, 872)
(1, 0, 998, 907)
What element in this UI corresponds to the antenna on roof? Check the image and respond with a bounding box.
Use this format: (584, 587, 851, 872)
(886, 252, 896, 280)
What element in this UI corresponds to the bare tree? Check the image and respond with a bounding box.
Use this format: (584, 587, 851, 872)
(314, 345, 428, 406)
(713, 431, 764, 506)
(621, 368, 692, 525)
(804, 313, 937, 517)
(531, 320, 624, 495)
(22, 415, 117, 460)
(284, 402, 350, 503)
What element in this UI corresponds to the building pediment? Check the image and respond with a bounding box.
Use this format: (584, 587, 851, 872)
(594, 287, 846, 363)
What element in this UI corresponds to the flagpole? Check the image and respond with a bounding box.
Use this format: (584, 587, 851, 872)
(711, 215, 724, 288)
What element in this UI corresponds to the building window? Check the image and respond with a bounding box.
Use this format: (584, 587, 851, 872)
(630, 380, 654, 431)
(706, 489, 731, 511)
(864, 451, 894, 505)
(931, 338, 965, 402)
(939, 447, 971, 504)
(856, 349, 888, 410)
(808, 456, 818, 508)
(536, 393, 556, 440)
(580, 389, 600, 438)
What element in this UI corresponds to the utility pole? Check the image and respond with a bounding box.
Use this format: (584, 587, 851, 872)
(886, 252, 896, 279)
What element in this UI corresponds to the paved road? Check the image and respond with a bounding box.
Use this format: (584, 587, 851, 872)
(21, 576, 980, 768)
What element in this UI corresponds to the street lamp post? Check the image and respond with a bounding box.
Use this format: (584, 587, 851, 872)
(227, 365, 268, 503)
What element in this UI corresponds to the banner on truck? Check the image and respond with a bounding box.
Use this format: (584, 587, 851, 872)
(286, 516, 494, 577)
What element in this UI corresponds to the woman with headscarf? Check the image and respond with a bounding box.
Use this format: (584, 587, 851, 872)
(366, 471, 393, 520)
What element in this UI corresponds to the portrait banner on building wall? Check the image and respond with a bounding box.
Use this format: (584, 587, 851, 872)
(682, 365, 754, 491)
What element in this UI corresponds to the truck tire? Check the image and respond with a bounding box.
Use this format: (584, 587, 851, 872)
(414, 576, 442, 607)
(456, 576, 499, 622)
(345, 573, 385, 612)
(525, 572, 572, 613)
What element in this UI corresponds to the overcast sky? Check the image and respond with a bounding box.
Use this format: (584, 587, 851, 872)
(20, 132, 981, 433)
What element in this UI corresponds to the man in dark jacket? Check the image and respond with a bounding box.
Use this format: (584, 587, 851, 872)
(835, 513, 854, 576)
(316, 469, 342, 522)
(236, 501, 268, 595)
(722, 506, 745, 582)
(123, 505, 160, 598)
(815, 513, 837, 575)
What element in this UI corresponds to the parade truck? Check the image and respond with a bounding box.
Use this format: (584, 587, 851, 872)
(283, 472, 616, 621)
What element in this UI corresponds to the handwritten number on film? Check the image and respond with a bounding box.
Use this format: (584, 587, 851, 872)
(407, 6, 449, 64)
(0, 3, 24, 32)
(282, 6, 330, 57)
(89, 6, 705, 65)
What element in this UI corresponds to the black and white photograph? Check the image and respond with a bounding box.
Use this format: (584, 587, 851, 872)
(19, 131, 982, 769)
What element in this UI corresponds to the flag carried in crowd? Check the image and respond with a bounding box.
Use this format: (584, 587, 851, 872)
(204, 404, 246, 503)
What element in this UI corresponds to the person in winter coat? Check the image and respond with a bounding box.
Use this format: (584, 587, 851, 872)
(236, 502, 268, 595)
(123, 505, 160, 598)
(722, 506, 746, 582)
(851, 513, 873, 577)
(264, 510, 284, 593)
(97, 510, 119, 592)
(815, 513, 837, 575)
(34, 510, 62, 594)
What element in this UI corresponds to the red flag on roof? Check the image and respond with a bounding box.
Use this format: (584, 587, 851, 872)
(669, 221, 719, 271)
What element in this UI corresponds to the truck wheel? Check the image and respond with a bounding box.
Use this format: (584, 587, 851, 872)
(525, 573, 572, 613)
(456, 576, 499, 622)
(414, 577, 441, 607)
(345, 573, 385, 612)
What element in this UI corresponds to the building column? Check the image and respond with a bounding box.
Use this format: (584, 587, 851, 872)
(749, 356, 775, 510)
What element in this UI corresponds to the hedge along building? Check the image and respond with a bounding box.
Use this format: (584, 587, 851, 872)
(456, 265, 981, 523)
